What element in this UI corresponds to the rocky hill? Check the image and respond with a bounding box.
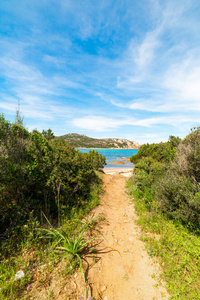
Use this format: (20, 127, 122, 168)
(58, 133, 140, 149)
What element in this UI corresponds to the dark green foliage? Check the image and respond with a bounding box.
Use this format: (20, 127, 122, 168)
(42, 128, 55, 140)
(130, 135, 181, 164)
(0, 115, 106, 250)
(131, 130, 200, 232)
(169, 135, 182, 147)
(82, 149, 106, 169)
(181, 127, 200, 183)
(153, 170, 200, 227)
(134, 157, 167, 191)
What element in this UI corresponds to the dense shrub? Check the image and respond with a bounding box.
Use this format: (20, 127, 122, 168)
(131, 130, 200, 232)
(134, 157, 168, 191)
(130, 136, 181, 165)
(153, 169, 200, 228)
(0, 115, 106, 244)
(180, 128, 200, 183)
(82, 149, 106, 170)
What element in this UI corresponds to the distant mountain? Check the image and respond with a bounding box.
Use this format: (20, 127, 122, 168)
(58, 133, 140, 149)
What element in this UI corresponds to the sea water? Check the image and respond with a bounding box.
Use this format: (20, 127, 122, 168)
(77, 148, 138, 168)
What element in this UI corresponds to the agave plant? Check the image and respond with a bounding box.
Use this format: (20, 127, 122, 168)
(38, 214, 103, 298)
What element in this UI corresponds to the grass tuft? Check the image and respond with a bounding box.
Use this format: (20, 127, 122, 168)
(37, 214, 104, 298)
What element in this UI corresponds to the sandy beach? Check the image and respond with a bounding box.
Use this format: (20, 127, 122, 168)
(103, 167, 133, 177)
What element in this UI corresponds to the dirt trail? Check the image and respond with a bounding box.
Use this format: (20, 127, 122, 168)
(27, 172, 169, 299)
(84, 172, 169, 300)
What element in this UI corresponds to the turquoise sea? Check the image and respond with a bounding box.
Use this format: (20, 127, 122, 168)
(77, 148, 138, 168)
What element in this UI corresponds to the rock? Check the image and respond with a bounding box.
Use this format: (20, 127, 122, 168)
(101, 286, 107, 292)
(15, 270, 24, 280)
(110, 161, 125, 165)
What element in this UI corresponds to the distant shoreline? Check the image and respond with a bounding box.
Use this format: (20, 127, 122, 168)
(103, 167, 133, 170)
(76, 147, 139, 150)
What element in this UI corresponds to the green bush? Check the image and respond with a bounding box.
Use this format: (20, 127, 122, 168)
(130, 136, 181, 165)
(133, 157, 168, 192)
(177, 128, 200, 183)
(0, 115, 106, 249)
(82, 149, 106, 170)
(131, 129, 200, 231)
(153, 169, 200, 231)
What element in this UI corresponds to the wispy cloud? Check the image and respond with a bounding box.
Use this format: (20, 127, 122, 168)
(1, 0, 200, 142)
(163, 55, 200, 103)
(72, 114, 200, 133)
(117, 28, 161, 87)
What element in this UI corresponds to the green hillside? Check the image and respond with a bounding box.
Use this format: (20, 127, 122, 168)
(58, 133, 140, 149)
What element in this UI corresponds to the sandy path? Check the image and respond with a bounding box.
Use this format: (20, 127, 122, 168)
(85, 172, 169, 300)
(26, 172, 169, 299)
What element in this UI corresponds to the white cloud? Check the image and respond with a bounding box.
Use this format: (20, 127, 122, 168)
(72, 116, 124, 132)
(0, 101, 16, 113)
(112, 47, 200, 114)
(0, 45, 82, 122)
(72, 114, 200, 133)
(135, 29, 160, 70)
(112, 95, 200, 113)
(114, 0, 200, 118)
(163, 56, 200, 104)
(116, 30, 160, 88)
(124, 132, 169, 145)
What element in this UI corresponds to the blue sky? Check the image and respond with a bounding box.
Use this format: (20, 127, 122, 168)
(1, 0, 200, 144)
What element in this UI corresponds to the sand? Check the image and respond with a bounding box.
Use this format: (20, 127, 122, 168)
(103, 167, 133, 177)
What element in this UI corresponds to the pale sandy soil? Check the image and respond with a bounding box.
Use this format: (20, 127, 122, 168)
(84, 173, 169, 300)
(27, 172, 169, 300)
(103, 167, 133, 177)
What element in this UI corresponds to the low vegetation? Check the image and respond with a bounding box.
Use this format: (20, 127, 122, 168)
(128, 128, 200, 299)
(0, 114, 106, 299)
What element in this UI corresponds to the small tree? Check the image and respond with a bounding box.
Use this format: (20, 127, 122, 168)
(42, 129, 55, 140)
(15, 100, 24, 126)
